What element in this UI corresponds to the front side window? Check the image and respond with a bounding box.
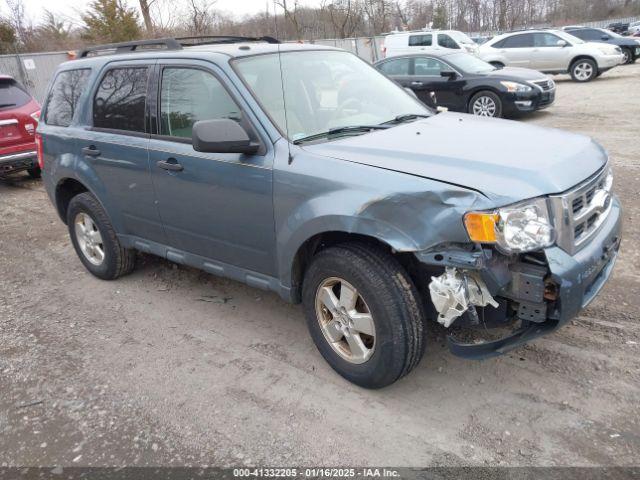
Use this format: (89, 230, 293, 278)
(534, 33, 563, 47)
(378, 58, 410, 75)
(234, 50, 429, 142)
(160, 68, 241, 139)
(409, 34, 432, 47)
(503, 33, 534, 48)
(43, 69, 91, 126)
(93, 67, 148, 132)
(413, 57, 449, 76)
(438, 34, 460, 49)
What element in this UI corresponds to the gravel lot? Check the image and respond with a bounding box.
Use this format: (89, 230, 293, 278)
(1, 63, 639, 468)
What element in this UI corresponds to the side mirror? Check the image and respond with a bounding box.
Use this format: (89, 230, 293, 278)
(192, 119, 258, 154)
(601, 35, 610, 40)
(556, 39, 568, 47)
(440, 70, 457, 80)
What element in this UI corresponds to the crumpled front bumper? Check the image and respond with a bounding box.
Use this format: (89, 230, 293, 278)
(447, 196, 622, 359)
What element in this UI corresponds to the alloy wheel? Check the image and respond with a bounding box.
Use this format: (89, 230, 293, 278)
(622, 50, 631, 64)
(74, 212, 105, 266)
(472, 96, 497, 117)
(574, 62, 594, 81)
(314, 277, 376, 364)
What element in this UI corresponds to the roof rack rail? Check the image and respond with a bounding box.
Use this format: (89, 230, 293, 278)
(176, 35, 281, 46)
(78, 38, 182, 58)
(78, 35, 281, 58)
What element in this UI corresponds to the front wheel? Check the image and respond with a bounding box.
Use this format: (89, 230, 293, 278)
(570, 59, 597, 82)
(469, 91, 503, 118)
(622, 48, 633, 64)
(302, 243, 426, 389)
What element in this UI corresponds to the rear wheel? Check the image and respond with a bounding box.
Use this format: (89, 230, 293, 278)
(469, 91, 503, 118)
(67, 192, 136, 280)
(570, 58, 597, 82)
(302, 243, 426, 389)
(27, 167, 41, 179)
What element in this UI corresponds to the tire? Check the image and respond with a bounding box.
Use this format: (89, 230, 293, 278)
(302, 243, 426, 389)
(621, 48, 633, 65)
(489, 61, 504, 69)
(67, 192, 135, 280)
(468, 91, 503, 118)
(27, 167, 41, 179)
(570, 58, 597, 82)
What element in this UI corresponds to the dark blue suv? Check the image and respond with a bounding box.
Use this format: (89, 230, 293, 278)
(38, 37, 622, 388)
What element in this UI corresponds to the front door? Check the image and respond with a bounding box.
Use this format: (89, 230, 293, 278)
(148, 61, 276, 276)
(410, 57, 466, 111)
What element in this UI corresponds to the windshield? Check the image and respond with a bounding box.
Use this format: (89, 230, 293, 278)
(234, 50, 429, 142)
(556, 30, 585, 44)
(446, 52, 495, 73)
(448, 31, 475, 45)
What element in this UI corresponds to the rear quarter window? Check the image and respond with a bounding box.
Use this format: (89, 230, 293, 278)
(43, 69, 92, 127)
(0, 78, 32, 110)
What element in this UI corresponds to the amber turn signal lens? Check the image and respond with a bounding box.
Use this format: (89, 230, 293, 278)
(464, 212, 499, 243)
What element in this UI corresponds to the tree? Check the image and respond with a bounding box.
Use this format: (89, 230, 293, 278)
(0, 19, 16, 53)
(81, 0, 141, 43)
(432, 2, 448, 29)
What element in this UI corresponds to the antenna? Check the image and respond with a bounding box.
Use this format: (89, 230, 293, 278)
(273, 0, 294, 165)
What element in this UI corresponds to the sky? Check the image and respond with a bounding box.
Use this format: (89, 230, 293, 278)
(3, 0, 316, 26)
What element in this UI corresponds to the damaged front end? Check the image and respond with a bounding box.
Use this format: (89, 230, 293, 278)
(414, 167, 622, 359)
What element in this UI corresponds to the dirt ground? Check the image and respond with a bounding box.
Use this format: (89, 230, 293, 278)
(1, 63, 639, 469)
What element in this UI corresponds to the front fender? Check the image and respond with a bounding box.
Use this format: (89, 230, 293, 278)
(274, 151, 494, 288)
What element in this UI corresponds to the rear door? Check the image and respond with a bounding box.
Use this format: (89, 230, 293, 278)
(148, 60, 276, 275)
(75, 61, 165, 243)
(498, 33, 534, 67)
(377, 57, 413, 89)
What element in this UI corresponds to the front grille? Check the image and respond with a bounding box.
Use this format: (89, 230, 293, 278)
(549, 166, 613, 254)
(534, 79, 554, 91)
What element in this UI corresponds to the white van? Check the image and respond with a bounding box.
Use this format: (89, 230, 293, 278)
(382, 30, 480, 58)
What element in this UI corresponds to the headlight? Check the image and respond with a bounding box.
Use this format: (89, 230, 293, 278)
(500, 81, 532, 93)
(464, 198, 555, 253)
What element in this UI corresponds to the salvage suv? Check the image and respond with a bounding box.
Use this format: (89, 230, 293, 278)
(38, 37, 622, 388)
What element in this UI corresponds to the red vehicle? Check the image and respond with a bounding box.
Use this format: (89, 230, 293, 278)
(0, 75, 41, 178)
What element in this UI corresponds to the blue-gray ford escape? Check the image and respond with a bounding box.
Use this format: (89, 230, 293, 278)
(38, 36, 622, 388)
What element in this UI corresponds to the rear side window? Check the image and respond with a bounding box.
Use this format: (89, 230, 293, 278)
(93, 67, 148, 132)
(43, 69, 91, 126)
(409, 34, 432, 46)
(534, 33, 562, 47)
(378, 58, 410, 75)
(502, 33, 534, 48)
(438, 34, 460, 49)
(0, 78, 32, 110)
(159, 68, 241, 139)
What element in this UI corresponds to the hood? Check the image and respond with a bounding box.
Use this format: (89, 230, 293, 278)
(484, 66, 548, 82)
(302, 113, 607, 204)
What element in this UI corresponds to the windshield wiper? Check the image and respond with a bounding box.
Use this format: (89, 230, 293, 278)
(0, 103, 16, 108)
(382, 113, 430, 125)
(292, 124, 390, 145)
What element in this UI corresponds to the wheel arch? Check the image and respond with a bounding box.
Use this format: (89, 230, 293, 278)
(569, 55, 597, 70)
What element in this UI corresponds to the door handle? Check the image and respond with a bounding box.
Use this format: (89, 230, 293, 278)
(411, 81, 423, 86)
(82, 146, 101, 157)
(157, 158, 183, 172)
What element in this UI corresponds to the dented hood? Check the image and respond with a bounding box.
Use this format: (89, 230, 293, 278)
(302, 113, 608, 204)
